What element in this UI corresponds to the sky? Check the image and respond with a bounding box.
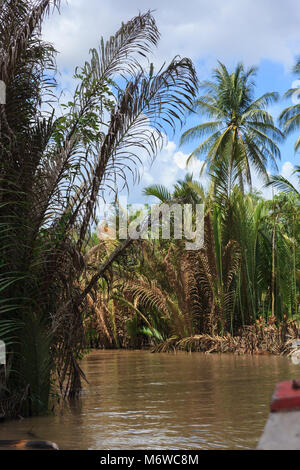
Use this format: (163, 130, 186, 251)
(43, 0, 300, 203)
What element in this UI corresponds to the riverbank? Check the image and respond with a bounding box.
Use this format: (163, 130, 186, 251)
(152, 322, 300, 355)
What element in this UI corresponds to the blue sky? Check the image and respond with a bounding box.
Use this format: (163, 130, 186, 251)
(43, 0, 300, 203)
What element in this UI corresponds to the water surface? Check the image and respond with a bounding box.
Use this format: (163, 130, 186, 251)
(0, 350, 299, 450)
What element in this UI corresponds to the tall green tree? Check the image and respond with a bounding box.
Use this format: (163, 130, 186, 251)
(180, 62, 283, 196)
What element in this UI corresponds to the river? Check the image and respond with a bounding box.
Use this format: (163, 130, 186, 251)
(0, 350, 299, 450)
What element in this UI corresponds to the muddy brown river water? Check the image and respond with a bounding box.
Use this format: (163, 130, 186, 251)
(0, 350, 299, 450)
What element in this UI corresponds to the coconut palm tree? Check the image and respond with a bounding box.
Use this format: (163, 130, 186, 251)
(180, 62, 283, 196)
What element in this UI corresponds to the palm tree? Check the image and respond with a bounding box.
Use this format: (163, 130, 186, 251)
(0, 4, 198, 416)
(143, 173, 203, 204)
(180, 62, 283, 196)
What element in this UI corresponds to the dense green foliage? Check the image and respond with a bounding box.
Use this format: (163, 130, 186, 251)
(0, 2, 197, 417)
(84, 65, 299, 351)
(0, 1, 299, 419)
(86, 180, 299, 350)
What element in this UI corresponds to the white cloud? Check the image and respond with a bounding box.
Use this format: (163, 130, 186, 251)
(125, 139, 207, 203)
(110, 135, 299, 203)
(281, 161, 299, 188)
(249, 161, 299, 199)
(248, 169, 272, 199)
(139, 140, 187, 191)
(141, 169, 154, 186)
(282, 161, 295, 178)
(43, 0, 300, 80)
(173, 151, 188, 170)
(42, 1, 300, 203)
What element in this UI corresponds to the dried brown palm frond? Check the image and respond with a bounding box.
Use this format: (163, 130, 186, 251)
(163, 245, 195, 336)
(112, 239, 200, 340)
(108, 243, 197, 342)
(120, 275, 171, 319)
(86, 11, 160, 80)
(175, 334, 238, 353)
(152, 336, 179, 353)
(85, 293, 114, 348)
(152, 322, 300, 355)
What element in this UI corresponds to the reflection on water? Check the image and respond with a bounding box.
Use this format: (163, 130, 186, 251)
(0, 350, 299, 450)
